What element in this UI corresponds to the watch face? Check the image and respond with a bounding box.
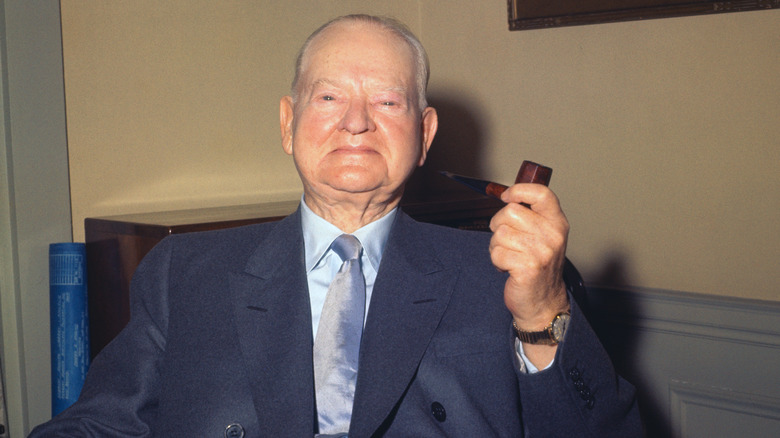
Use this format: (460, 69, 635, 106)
(551, 313, 571, 341)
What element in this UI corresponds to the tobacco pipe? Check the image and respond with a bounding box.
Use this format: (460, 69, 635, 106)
(440, 160, 552, 201)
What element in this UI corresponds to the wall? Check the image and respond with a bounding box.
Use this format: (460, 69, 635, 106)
(60, 1, 779, 302)
(0, 2, 71, 436)
(420, 2, 779, 302)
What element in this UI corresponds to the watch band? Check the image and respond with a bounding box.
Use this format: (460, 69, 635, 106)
(513, 312, 570, 345)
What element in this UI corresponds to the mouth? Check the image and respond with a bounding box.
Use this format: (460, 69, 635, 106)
(331, 145, 378, 156)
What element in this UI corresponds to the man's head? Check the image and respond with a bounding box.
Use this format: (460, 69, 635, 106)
(280, 15, 438, 228)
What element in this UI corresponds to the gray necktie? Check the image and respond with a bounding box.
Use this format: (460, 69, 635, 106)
(314, 234, 365, 435)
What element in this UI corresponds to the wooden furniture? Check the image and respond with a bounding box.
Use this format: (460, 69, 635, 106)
(84, 195, 505, 358)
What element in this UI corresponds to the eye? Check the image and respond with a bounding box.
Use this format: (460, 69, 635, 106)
(373, 92, 406, 109)
(321, 95, 335, 101)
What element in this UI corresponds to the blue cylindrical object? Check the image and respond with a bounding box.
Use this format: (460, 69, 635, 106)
(49, 242, 90, 416)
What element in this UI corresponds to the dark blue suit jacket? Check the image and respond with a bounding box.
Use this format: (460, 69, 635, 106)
(31, 208, 642, 437)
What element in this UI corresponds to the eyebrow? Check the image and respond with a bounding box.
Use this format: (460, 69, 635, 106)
(310, 78, 341, 89)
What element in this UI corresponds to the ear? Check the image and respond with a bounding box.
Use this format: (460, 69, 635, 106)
(280, 96, 295, 155)
(417, 106, 438, 166)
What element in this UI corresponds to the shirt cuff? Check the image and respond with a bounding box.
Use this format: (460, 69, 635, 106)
(514, 338, 555, 374)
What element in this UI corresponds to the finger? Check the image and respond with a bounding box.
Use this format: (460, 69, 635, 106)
(489, 205, 569, 278)
(490, 212, 543, 255)
(499, 183, 565, 219)
(489, 225, 559, 273)
(490, 202, 568, 248)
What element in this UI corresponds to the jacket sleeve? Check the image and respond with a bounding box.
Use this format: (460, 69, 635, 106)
(28, 238, 175, 437)
(515, 292, 645, 437)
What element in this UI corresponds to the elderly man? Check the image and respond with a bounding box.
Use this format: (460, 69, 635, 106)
(31, 14, 641, 437)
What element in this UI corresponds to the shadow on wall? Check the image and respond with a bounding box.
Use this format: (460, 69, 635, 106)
(591, 250, 635, 288)
(405, 93, 488, 198)
(588, 249, 671, 438)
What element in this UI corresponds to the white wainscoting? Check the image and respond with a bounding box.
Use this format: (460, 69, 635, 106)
(585, 287, 780, 438)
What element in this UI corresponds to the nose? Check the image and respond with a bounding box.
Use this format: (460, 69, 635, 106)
(338, 98, 376, 134)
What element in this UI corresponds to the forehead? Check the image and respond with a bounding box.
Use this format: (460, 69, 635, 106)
(300, 22, 416, 85)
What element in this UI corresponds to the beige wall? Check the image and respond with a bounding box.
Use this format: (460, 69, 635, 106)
(61, 1, 779, 301)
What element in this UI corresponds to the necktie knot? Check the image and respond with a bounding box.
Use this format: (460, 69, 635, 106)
(331, 234, 361, 263)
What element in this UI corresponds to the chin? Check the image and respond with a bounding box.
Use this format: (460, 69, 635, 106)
(324, 178, 397, 198)
(326, 170, 381, 190)
(330, 183, 383, 196)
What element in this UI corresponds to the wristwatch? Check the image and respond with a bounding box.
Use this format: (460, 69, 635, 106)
(513, 312, 571, 345)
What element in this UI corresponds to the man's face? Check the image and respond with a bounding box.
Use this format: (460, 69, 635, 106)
(280, 23, 437, 209)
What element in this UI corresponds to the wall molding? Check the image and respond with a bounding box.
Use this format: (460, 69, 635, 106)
(585, 286, 780, 437)
(587, 286, 780, 348)
(669, 379, 780, 438)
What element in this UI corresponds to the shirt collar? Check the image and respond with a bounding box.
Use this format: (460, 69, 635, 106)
(300, 196, 397, 273)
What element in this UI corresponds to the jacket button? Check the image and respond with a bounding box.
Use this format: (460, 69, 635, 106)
(225, 423, 245, 438)
(431, 402, 447, 422)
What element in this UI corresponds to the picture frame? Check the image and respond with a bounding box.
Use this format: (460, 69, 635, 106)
(508, 0, 779, 30)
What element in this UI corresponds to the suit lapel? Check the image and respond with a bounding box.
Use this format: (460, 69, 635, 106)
(350, 213, 459, 436)
(229, 209, 316, 436)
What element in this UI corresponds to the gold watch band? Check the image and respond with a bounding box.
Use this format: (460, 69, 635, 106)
(513, 312, 570, 345)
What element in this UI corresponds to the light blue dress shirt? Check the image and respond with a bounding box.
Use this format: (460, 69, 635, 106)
(300, 198, 395, 337)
